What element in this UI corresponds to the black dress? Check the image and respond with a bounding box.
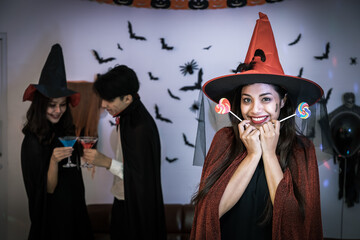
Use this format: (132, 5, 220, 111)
(220, 160, 272, 240)
(21, 124, 93, 240)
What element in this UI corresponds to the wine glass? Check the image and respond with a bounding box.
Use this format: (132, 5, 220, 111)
(58, 136, 78, 168)
(79, 136, 98, 168)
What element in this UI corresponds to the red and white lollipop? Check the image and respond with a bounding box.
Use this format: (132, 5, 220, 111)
(215, 98, 242, 122)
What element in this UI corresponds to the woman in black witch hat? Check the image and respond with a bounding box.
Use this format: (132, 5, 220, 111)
(21, 44, 93, 240)
(191, 13, 324, 240)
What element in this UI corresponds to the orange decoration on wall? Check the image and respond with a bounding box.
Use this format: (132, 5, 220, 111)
(208, 0, 227, 9)
(171, 0, 188, 9)
(247, 0, 266, 6)
(133, 0, 151, 8)
(91, 0, 278, 10)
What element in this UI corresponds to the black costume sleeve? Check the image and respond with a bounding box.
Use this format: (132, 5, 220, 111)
(21, 134, 49, 239)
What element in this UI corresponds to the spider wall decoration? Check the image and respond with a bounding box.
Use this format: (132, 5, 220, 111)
(179, 59, 199, 76)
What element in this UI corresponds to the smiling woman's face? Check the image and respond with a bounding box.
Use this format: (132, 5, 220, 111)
(46, 97, 67, 124)
(240, 83, 285, 128)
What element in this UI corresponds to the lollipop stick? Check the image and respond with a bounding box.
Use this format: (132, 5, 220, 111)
(229, 111, 242, 122)
(279, 113, 296, 123)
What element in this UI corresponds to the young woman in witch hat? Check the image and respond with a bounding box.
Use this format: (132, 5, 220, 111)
(21, 44, 93, 240)
(191, 13, 324, 240)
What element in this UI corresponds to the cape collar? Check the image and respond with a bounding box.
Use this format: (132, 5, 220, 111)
(113, 95, 141, 124)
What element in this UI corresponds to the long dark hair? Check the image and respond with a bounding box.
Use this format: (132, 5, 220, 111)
(22, 91, 75, 145)
(191, 84, 307, 223)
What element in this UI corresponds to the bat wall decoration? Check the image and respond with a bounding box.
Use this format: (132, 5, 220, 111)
(167, 89, 180, 100)
(160, 38, 174, 50)
(180, 68, 203, 91)
(288, 33, 302, 46)
(314, 42, 330, 60)
(148, 72, 159, 80)
(350, 57, 357, 65)
(165, 157, 178, 163)
(128, 21, 147, 41)
(298, 67, 303, 78)
(92, 49, 116, 64)
(154, 104, 173, 123)
(190, 101, 199, 113)
(182, 133, 195, 148)
(322, 88, 333, 105)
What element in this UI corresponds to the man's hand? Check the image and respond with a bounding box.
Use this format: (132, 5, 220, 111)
(83, 149, 112, 169)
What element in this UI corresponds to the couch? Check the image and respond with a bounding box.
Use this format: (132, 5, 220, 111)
(87, 203, 195, 240)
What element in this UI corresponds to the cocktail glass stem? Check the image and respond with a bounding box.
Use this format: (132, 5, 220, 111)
(58, 136, 78, 168)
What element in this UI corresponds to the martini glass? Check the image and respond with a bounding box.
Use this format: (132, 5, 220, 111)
(79, 136, 98, 168)
(58, 136, 78, 168)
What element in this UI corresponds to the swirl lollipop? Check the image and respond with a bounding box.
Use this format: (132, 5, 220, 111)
(279, 102, 311, 122)
(215, 98, 242, 122)
(296, 102, 311, 119)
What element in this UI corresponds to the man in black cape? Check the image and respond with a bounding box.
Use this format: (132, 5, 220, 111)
(83, 65, 167, 240)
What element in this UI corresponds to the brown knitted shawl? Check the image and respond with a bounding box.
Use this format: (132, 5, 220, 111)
(190, 127, 323, 240)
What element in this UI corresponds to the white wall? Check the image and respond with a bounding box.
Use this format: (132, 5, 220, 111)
(0, 0, 359, 239)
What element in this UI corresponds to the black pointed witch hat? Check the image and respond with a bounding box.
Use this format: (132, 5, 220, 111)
(23, 43, 80, 107)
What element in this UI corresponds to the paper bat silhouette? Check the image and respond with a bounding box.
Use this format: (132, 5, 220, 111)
(117, 43, 123, 50)
(314, 42, 330, 60)
(109, 120, 116, 126)
(92, 50, 116, 64)
(325, 88, 332, 104)
(203, 45, 212, 50)
(297, 67, 303, 78)
(148, 72, 159, 80)
(350, 57, 357, 65)
(165, 157, 178, 163)
(180, 68, 203, 91)
(182, 133, 195, 148)
(167, 89, 180, 100)
(190, 101, 199, 113)
(288, 34, 302, 46)
(160, 38, 174, 50)
(154, 104, 172, 123)
(128, 21, 146, 41)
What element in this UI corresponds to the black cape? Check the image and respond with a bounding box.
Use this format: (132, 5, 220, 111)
(117, 97, 167, 239)
(21, 125, 93, 240)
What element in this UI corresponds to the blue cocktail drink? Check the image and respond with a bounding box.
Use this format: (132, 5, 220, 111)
(59, 139, 77, 147)
(58, 136, 78, 168)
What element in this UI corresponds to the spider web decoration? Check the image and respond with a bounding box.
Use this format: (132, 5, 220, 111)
(180, 59, 199, 76)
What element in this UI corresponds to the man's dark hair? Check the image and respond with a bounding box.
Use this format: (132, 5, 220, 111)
(93, 65, 139, 101)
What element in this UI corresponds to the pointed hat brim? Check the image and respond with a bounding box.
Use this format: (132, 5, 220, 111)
(23, 84, 80, 107)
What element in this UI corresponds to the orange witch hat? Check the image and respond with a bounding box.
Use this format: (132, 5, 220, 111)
(203, 12, 323, 106)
